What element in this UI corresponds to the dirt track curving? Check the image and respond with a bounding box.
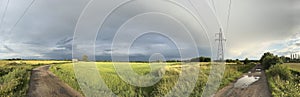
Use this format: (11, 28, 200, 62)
(214, 64, 272, 97)
(27, 65, 83, 97)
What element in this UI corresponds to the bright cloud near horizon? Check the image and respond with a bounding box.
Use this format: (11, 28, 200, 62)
(0, 0, 299, 60)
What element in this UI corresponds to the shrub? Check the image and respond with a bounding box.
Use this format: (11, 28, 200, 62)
(267, 64, 291, 80)
(266, 64, 300, 97)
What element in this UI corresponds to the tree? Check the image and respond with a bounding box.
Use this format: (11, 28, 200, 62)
(244, 58, 250, 64)
(279, 56, 288, 63)
(260, 52, 283, 69)
(226, 59, 235, 63)
(259, 52, 273, 63)
(235, 59, 239, 62)
(285, 57, 291, 62)
(82, 55, 89, 62)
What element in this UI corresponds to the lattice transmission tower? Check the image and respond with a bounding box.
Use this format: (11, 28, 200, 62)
(216, 28, 226, 61)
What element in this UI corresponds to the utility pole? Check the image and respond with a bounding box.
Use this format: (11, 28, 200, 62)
(216, 28, 226, 61)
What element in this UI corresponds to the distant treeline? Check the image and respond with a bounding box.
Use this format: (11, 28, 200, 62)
(190, 56, 211, 62)
(2, 58, 65, 61)
(225, 59, 259, 63)
(94, 60, 183, 63)
(264, 54, 300, 63)
(284, 57, 300, 63)
(3, 57, 263, 63)
(4, 58, 22, 61)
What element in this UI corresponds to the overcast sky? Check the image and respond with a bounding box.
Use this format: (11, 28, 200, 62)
(0, 0, 299, 60)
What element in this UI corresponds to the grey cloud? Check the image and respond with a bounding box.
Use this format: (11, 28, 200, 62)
(56, 37, 73, 51)
(56, 37, 73, 45)
(0, 0, 88, 59)
(41, 37, 73, 59)
(3, 45, 14, 52)
(224, 0, 297, 59)
(104, 49, 113, 52)
(0, 0, 299, 60)
(22, 41, 42, 45)
(42, 49, 72, 59)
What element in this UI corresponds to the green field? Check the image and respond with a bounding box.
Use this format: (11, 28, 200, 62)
(50, 62, 255, 97)
(0, 60, 255, 96)
(0, 60, 71, 97)
(284, 63, 300, 71)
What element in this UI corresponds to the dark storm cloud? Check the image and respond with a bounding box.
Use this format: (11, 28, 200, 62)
(41, 49, 72, 60)
(0, 0, 299, 60)
(0, 0, 88, 59)
(86, 0, 212, 61)
(41, 37, 73, 59)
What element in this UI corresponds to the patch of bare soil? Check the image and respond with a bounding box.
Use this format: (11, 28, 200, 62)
(214, 65, 272, 97)
(27, 65, 83, 97)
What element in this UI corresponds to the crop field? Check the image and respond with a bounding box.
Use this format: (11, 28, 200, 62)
(50, 62, 255, 97)
(0, 60, 255, 96)
(0, 60, 71, 97)
(284, 63, 300, 71)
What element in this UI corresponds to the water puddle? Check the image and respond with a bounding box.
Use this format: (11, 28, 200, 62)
(234, 75, 260, 88)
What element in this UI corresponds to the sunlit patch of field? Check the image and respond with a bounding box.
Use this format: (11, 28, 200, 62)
(0, 61, 8, 66)
(50, 62, 254, 97)
(17, 60, 71, 65)
(283, 63, 300, 71)
(0, 60, 71, 66)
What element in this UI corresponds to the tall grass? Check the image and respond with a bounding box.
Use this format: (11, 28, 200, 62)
(0, 62, 33, 96)
(219, 63, 256, 89)
(0, 60, 71, 96)
(266, 64, 300, 97)
(0, 68, 31, 96)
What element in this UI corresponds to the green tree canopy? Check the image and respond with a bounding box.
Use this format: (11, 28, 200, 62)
(260, 52, 283, 69)
(190, 56, 211, 62)
(244, 58, 250, 64)
(82, 55, 89, 62)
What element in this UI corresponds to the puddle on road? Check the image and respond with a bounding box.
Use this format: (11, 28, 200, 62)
(234, 75, 260, 88)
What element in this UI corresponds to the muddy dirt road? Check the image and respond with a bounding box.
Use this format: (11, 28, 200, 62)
(27, 65, 83, 97)
(214, 65, 272, 97)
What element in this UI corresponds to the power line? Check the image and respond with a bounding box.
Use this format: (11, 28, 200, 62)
(0, 0, 10, 31)
(215, 0, 232, 61)
(6, 0, 35, 34)
(210, 0, 232, 34)
(225, 0, 232, 34)
(211, 0, 217, 13)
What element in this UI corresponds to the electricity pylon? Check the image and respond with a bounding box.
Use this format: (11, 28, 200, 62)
(216, 28, 226, 61)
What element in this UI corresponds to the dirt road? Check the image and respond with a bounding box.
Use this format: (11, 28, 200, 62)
(214, 65, 272, 97)
(27, 65, 83, 97)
